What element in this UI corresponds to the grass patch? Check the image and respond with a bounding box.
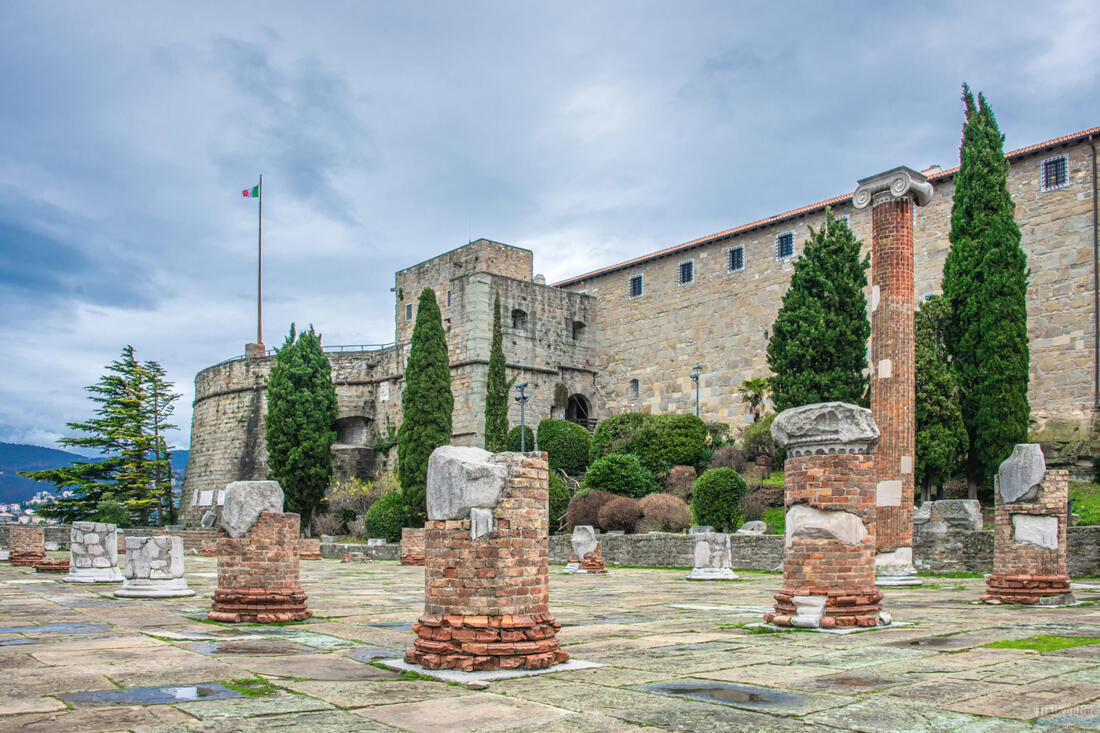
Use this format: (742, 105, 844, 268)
(761, 471, 785, 487)
(222, 677, 281, 697)
(983, 635, 1100, 652)
(762, 506, 785, 535)
(1070, 481, 1100, 526)
(917, 571, 985, 579)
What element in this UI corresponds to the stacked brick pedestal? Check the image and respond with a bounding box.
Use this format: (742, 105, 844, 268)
(982, 444, 1073, 605)
(9, 526, 46, 566)
(401, 528, 426, 566)
(564, 525, 606, 574)
(299, 538, 322, 561)
(766, 403, 889, 629)
(406, 447, 569, 672)
(854, 167, 932, 588)
(34, 559, 70, 573)
(209, 512, 311, 622)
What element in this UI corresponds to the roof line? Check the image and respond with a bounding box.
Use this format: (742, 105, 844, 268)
(551, 124, 1100, 287)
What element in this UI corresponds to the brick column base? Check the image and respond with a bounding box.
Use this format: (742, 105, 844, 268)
(406, 613, 569, 671)
(209, 588, 312, 623)
(10, 551, 46, 567)
(981, 574, 1073, 605)
(767, 587, 885, 628)
(299, 538, 322, 560)
(566, 545, 607, 574)
(33, 559, 70, 573)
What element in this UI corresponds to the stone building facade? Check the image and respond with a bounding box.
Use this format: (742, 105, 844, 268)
(182, 125, 1099, 528)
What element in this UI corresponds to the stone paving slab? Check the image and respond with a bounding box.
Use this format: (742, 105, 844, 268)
(167, 709, 404, 732)
(944, 679, 1100, 720)
(228, 652, 398, 680)
(173, 692, 335, 720)
(805, 698, 1039, 732)
(355, 692, 571, 733)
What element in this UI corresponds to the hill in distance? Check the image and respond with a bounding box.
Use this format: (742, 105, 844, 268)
(0, 442, 188, 504)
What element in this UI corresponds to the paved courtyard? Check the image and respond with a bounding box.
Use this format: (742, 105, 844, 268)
(2, 555, 1100, 731)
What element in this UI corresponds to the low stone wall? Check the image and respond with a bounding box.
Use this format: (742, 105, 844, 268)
(1068, 526, 1100, 577)
(549, 532, 784, 571)
(0, 524, 71, 549)
(913, 529, 993, 574)
(2, 525, 225, 553)
(321, 542, 401, 561)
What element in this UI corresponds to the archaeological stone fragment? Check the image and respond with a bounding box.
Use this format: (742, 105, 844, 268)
(220, 480, 284, 539)
(689, 532, 737, 580)
(115, 535, 194, 598)
(64, 522, 123, 583)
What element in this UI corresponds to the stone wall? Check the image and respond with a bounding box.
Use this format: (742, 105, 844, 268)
(321, 542, 401, 561)
(0, 524, 70, 549)
(556, 136, 1099, 456)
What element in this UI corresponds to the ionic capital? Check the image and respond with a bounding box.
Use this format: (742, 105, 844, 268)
(853, 166, 933, 209)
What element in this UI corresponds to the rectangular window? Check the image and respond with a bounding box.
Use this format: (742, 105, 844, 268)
(1041, 154, 1068, 191)
(727, 246, 744, 272)
(678, 260, 694, 285)
(405, 304, 413, 320)
(776, 232, 794, 260)
(446, 290, 452, 307)
(835, 214, 849, 227)
(629, 274, 643, 298)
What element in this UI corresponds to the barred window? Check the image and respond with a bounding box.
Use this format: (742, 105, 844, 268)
(1041, 155, 1068, 191)
(405, 304, 413, 320)
(629, 274, 643, 298)
(678, 260, 694, 285)
(511, 309, 528, 329)
(727, 246, 744, 272)
(629, 379, 639, 400)
(776, 232, 795, 260)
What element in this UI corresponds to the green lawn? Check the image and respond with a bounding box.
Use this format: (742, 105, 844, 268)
(983, 634, 1100, 652)
(1069, 481, 1100, 525)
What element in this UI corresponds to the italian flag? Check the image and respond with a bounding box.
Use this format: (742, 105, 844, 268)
(242, 185, 259, 198)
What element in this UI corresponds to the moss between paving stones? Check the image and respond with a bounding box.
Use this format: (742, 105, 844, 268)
(982, 635, 1100, 652)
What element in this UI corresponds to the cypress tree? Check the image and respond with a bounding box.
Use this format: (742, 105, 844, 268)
(766, 210, 870, 412)
(142, 359, 180, 525)
(398, 288, 454, 525)
(484, 293, 508, 452)
(914, 296, 968, 502)
(942, 85, 1030, 496)
(265, 325, 338, 535)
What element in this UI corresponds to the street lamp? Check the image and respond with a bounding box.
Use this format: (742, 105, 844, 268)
(689, 364, 702, 418)
(515, 382, 531, 451)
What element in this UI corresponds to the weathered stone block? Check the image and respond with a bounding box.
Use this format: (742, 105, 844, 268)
(221, 481, 284, 539)
(64, 521, 122, 583)
(115, 536, 194, 598)
(426, 446, 508, 521)
(998, 444, 1046, 504)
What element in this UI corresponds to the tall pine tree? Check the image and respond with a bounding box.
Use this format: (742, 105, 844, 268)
(942, 85, 1030, 497)
(265, 325, 338, 535)
(142, 360, 180, 525)
(484, 294, 508, 452)
(21, 346, 172, 524)
(767, 210, 870, 412)
(915, 296, 968, 502)
(398, 288, 453, 525)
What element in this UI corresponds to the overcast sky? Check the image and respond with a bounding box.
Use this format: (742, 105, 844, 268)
(2, 1, 1098, 453)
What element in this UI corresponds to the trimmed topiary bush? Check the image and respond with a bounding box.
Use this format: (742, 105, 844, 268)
(631, 414, 709, 477)
(590, 413, 651, 461)
(537, 419, 591, 475)
(692, 468, 748, 532)
(637, 493, 692, 533)
(662, 465, 697, 503)
(548, 472, 571, 532)
(566, 489, 615, 530)
(597, 495, 644, 533)
(506, 425, 535, 452)
(583, 453, 659, 498)
(363, 492, 407, 543)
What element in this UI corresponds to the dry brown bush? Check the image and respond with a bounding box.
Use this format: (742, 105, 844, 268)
(662, 465, 697, 502)
(637, 493, 692, 533)
(311, 513, 345, 536)
(738, 490, 770, 523)
(708, 445, 747, 473)
(597, 495, 644, 533)
(566, 490, 615, 530)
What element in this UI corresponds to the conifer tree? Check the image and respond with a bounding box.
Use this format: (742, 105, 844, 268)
(484, 294, 508, 452)
(21, 346, 171, 524)
(398, 288, 453, 525)
(142, 360, 180, 524)
(942, 85, 1030, 496)
(766, 210, 870, 412)
(915, 296, 968, 501)
(265, 325, 338, 535)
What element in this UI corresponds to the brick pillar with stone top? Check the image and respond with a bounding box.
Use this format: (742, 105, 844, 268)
(853, 166, 933, 587)
(982, 444, 1074, 605)
(765, 402, 891, 629)
(405, 447, 569, 672)
(9, 526, 46, 566)
(208, 481, 311, 623)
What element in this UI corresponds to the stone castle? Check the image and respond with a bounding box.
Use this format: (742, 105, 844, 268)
(181, 124, 1099, 528)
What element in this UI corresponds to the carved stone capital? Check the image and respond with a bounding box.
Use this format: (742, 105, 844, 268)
(771, 402, 880, 457)
(853, 166, 933, 209)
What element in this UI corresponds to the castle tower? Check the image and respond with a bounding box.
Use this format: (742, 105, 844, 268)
(853, 167, 932, 587)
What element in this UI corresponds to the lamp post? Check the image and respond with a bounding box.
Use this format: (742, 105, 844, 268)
(515, 382, 531, 451)
(690, 364, 701, 418)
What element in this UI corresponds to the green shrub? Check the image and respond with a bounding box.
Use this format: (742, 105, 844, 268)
(506, 425, 535, 452)
(548, 472, 571, 532)
(741, 413, 786, 467)
(633, 414, 709, 476)
(93, 499, 130, 527)
(590, 413, 651, 461)
(537, 419, 591, 475)
(363, 492, 406, 542)
(583, 454, 659, 498)
(566, 489, 615, 530)
(692, 468, 748, 532)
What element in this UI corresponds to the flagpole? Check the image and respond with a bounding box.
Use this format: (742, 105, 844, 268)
(257, 174, 263, 347)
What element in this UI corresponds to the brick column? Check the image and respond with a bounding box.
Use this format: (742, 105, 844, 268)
(853, 167, 933, 587)
(765, 402, 890, 629)
(209, 512, 311, 623)
(9, 526, 45, 566)
(401, 528, 426, 565)
(406, 447, 569, 672)
(982, 444, 1074, 605)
